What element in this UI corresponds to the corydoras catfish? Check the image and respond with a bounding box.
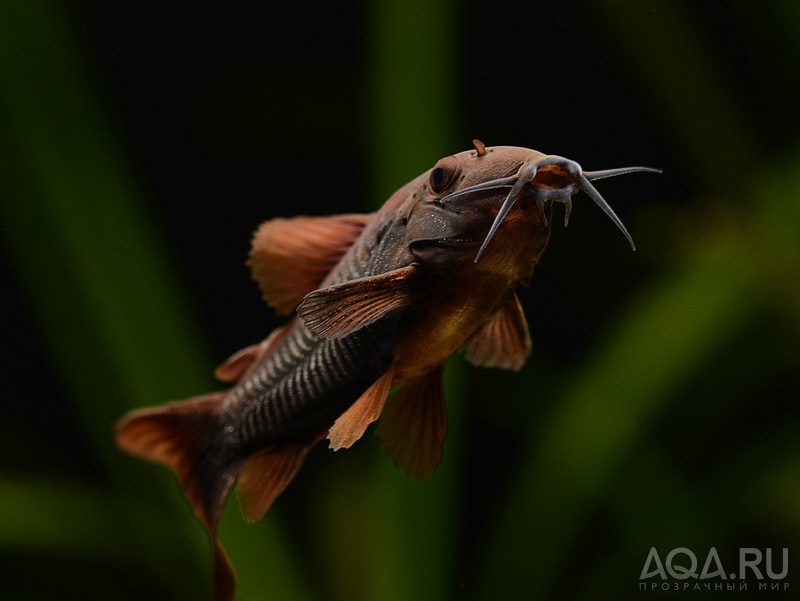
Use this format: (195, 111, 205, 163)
(115, 141, 659, 601)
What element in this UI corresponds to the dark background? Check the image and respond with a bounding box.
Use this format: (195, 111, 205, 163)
(1, 1, 799, 599)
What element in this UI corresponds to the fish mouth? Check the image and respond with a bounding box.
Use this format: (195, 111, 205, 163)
(438, 156, 661, 262)
(409, 235, 479, 250)
(433, 236, 477, 246)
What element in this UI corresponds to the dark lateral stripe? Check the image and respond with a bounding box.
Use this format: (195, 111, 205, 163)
(232, 232, 400, 446)
(314, 344, 334, 391)
(242, 332, 386, 446)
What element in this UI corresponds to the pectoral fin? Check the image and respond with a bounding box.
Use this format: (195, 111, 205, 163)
(248, 214, 371, 314)
(297, 265, 416, 338)
(463, 293, 531, 371)
(327, 363, 399, 450)
(375, 366, 447, 480)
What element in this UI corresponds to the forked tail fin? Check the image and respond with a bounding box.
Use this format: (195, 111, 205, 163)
(115, 392, 241, 601)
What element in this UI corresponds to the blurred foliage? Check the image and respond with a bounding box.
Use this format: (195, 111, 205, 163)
(1, 0, 799, 600)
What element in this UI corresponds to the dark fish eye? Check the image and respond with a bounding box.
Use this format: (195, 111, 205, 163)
(429, 156, 460, 193)
(431, 168, 446, 188)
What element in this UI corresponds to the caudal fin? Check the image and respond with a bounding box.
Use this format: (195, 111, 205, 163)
(115, 392, 240, 601)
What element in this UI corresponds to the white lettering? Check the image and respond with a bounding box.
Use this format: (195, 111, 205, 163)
(766, 548, 788, 579)
(666, 547, 698, 579)
(741, 548, 764, 580)
(700, 547, 726, 580)
(640, 547, 667, 580)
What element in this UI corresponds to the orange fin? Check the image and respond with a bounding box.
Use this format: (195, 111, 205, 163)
(115, 393, 240, 601)
(463, 293, 531, 371)
(213, 325, 289, 383)
(237, 443, 310, 523)
(375, 366, 447, 480)
(248, 214, 371, 315)
(328, 363, 399, 450)
(297, 265, 416, 338)
(214, 344, 260, 383)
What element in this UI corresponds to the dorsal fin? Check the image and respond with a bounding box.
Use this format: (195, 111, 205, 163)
(248, 214, 371, 315)
(297, 265, 417, 338)
(462, 293, 531, 371)
(375, 366, 447, 480)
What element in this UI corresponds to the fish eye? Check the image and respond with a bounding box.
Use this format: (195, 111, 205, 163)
(429, 156, 459, 193)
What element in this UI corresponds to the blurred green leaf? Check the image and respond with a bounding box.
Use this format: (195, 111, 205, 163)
(323, 1, 462, 599)
(0, 479, 130, 557)
(0, 2, 313, 599)
(480, 224, 758, 598)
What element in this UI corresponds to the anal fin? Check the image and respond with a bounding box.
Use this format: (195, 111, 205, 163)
(237, 443, 311, 523)
(375, 366, 447, 480)
(327, 363, 399, 450)
(463, 293, 531, 371)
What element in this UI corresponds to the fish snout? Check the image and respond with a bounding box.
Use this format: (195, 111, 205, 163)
(473, 155, 661, 262)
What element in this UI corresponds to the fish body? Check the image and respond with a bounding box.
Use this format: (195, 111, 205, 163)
(218, 146, 550, 455)
(115, 143, 658, 601)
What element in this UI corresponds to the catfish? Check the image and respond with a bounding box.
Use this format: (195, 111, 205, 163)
(115, 141, 659, 601)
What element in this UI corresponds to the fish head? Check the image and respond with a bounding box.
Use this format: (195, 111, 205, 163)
(405, 142, 660, 282)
